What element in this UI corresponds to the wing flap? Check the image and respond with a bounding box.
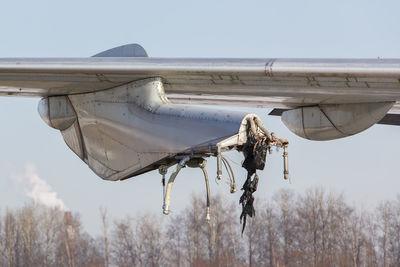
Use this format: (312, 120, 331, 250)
(268, 108, 400, 126)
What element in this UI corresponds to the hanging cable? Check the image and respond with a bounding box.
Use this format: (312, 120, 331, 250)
(200, 165, 211, 222)
(221, 157, 232, 184)
(158, 166, 168, 200)
(222, 156, 236, 193)
(222, 155, 242, 167)
(163, 156, 191, 215)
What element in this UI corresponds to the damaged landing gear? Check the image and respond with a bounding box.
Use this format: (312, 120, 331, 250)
(159, 116, 289, 233)
(161, 157, 212, 222)
(239, 117, 289, 232)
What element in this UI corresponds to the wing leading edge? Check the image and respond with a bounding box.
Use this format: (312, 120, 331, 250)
(1, 44, 400, 117)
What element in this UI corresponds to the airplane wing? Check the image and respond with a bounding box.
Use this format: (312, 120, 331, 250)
(1, 44, 399, 182)
(4, 44, 399, 219)
(0, 56, 400, 114)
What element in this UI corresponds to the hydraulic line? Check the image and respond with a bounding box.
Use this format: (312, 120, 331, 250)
(216, 145, 222, 180)
(163, 156, 191, 215)
(221, 158, 232, 184)
(201, 166, 211, 222)
(222, 156, 236, 193)
(283, 145, 289, 180)
(158, 165, 168, 199)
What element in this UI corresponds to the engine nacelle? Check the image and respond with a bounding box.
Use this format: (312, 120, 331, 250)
(281, 102, 393, 140)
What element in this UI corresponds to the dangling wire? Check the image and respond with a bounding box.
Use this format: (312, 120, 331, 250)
(221, 157, 232, 183)
(162, 175, 166, 198)
(222, 155, 242, 167)
(158, 166, 168, 199)
(222, 156, 236, 193)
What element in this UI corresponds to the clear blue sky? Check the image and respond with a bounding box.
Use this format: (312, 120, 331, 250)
(0, 0, 400, 236)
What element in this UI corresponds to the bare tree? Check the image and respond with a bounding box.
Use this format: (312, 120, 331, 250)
(261, 202, 279, 267)
(135, 214, 164, 267)
(39, 206, 63, 267)
(5, 187, 400, 266)
(184, 195, 207, 265)
(0, 209, 20, 267)
(243, 216, 262, 267)
(389, 196, 400, 266)
(205, 195, 240, 267)
(100, 207, 110, 267)
(15, 204, 41, 266)
(377, 201, 393, 267)
(275, 189, 298, 266)
(111, 216, 137, 266)
(165, 215, 186, 267)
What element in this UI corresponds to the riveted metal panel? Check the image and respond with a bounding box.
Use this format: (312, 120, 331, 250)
(67, 78, 252, 180)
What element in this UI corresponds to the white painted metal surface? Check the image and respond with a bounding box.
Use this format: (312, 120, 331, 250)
(281, 102, 394, 140)
(37, 96, 77, 131)
(45, 77, 259, 180)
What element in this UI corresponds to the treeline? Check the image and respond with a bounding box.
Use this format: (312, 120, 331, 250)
(1, 188, 400, 266)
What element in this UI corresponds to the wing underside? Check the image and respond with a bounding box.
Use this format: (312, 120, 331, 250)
(3, 49, 400, 182)
(1, 57, 400, 123)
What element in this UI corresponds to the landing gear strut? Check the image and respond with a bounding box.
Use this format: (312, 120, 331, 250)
(160, 157, 211, 222)
(159, 116, 289, 232)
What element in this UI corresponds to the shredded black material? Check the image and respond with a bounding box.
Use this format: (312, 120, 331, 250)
(239, 173, 259, 233)
(242, 136, 268, 175)
(240, 135, 269, 233)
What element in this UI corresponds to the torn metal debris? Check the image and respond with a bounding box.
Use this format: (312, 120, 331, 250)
(239, 117, 289, 233)
(240, 173, 259, 233)
(158, 115, 289, 234)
